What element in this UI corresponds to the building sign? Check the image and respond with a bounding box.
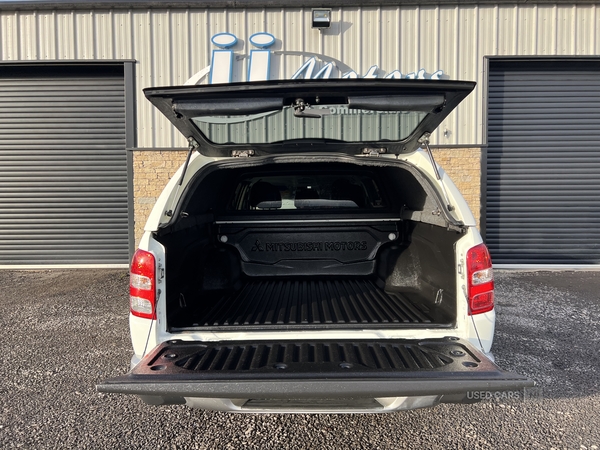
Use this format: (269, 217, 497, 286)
(185, 32, 444, 85)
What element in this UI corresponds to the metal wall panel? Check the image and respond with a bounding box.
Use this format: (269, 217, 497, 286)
(0, 5, 598, 147)
(486, 60, 600, 264)
(0, 64, 129, 265)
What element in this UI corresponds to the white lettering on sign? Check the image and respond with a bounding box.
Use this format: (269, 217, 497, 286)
(192, 32, 444, 85)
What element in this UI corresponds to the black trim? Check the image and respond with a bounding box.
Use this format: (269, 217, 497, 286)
(99, 378, 534, 400)
(127, 147, 189, 151)
(0, 59, 136, 65)
(480, 145, 488, 241)
(480, 56, 490, 239)
(124, 61, 137, 258)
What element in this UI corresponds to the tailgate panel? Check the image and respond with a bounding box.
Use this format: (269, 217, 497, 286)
(98, 338, 533, 399)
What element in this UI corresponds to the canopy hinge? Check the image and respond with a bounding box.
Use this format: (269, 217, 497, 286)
(361, 147, 387, 157)
(231, 149, 255, 157)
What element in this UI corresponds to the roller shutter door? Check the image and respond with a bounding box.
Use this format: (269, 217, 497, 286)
(486, 60, 600, 265)
(0, 64, 130, 266)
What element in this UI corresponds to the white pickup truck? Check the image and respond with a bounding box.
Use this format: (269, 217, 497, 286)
(98, 79, 532, 413)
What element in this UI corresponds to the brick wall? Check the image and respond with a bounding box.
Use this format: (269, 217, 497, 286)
(431, 147, 482, 228)
(131, 147, 482, 245)
(132, 150, 188, 244)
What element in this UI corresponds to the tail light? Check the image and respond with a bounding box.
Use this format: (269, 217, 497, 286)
(130, 249, 156, 319)
(466, 243, 494, 315)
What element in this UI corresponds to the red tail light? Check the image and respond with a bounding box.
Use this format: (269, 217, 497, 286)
(130, 249, 156, 319)
(467, 243, 494, 315)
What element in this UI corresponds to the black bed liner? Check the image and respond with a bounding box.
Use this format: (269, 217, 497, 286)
(171, 279, 453, 331)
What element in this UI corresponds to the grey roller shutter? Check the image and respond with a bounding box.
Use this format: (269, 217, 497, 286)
(0, 64, 129, 266)
(486, 60, 600, 265)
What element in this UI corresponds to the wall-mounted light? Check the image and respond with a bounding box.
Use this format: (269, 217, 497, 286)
(312, 9, 332, 29)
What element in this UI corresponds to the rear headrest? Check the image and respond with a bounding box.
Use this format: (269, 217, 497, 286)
(249, 181, 282, 209)
(331, 179, 366, 208)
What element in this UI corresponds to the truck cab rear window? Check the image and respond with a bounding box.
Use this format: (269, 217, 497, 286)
(229, 174, 386, 211)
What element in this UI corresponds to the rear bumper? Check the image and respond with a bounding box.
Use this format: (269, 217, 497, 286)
(99, 337, 533, 412)
(111, 378, 533, 412)
(177, 395, 448, 413)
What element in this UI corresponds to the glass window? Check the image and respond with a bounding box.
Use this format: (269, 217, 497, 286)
(192, 106, 426, 145)
(230, 173, 386, 211)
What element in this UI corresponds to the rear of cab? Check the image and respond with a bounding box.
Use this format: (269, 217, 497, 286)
(98, 79, 532, 413)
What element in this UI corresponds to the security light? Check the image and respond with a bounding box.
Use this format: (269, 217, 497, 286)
(312, 9, 332, 29)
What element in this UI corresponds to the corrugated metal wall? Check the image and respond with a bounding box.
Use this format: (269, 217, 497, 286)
(0, 5, 598, 149)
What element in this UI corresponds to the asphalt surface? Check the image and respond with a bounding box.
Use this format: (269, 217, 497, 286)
(0, 269, 599, 449)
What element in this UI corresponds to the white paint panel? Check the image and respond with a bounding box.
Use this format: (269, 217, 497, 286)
(360, 8, 381, 75)
(576, 5, 596, 55)
(497, 5, 517, 56)
(152, 10, 174, 147)
(0, 5, 597, 148)
(55, 12, 75, 59)
(171, 11, 190, 85)
(74, 11, 94, 59)
(132, 11, 153, 147)
(537, 5, 557, 55)
(556, 5, 576, 55)
(19, 12, 37, 59)
(282, 9, 305, 79)
(37, 12, 56, 59)
(517, 6, 537, 54)
(419, 7, 441, 142)
(1, 13, 19, 60)
(437, 6, 458, 145)
(189, 10, 210, 89)
(419, 7, 438, 73)
(400, 8, 419, 75)
(380, 8, 400, 74)
(596, 6, 600, 54)
(457, 7, 478, 145)
(113, 11, 133, 60)
(95, 10, 114, 59)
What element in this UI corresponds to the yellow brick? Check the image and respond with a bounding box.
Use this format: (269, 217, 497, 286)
(132, 150, 189, 244)
(432, 147, 481, 229)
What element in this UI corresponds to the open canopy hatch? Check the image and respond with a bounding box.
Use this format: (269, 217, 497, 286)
(144, 79, 476, 157)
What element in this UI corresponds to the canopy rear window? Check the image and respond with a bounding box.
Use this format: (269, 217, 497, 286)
(192, 105, 427, 145)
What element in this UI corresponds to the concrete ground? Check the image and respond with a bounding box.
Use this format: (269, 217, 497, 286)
(0, 269, 598, 449)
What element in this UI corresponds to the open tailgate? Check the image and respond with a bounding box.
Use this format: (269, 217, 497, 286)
(98, 337, 533, 408)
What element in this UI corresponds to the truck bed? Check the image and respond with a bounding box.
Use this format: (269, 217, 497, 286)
(170, 279, 453, 331)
